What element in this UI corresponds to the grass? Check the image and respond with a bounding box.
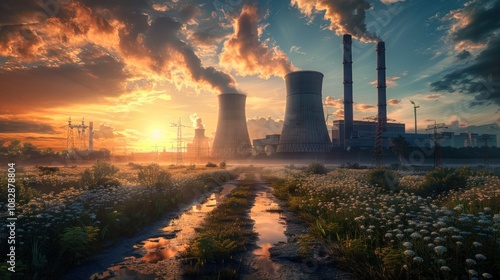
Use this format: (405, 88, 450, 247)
(270, 168, 500, 280)
(181, 183, 257, 279)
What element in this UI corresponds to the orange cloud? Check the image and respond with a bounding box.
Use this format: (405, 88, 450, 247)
(324, 96, 343, 109)
(370, 76, 400, 87)
(291, 0, 379, 43)
(219, 4, 297, 79)
(355, 104, 376, 111)
(388, 99, 401, 105)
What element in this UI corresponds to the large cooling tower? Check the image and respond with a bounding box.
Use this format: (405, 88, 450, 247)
(212, 93, 251, 158)
(277, 71, 331, 153)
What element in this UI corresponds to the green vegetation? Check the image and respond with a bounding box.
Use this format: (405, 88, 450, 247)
(303, 162, 328, 175)
(182, 184, 256, 279)
(137, 163, 172, 190)
(270, 168, 500, 280)
(367, 167, 400, 191)
(80, 161, 120, 189)
(206, 162, 218, 168)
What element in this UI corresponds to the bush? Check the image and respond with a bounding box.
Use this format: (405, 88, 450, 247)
(59, 226, 99, 263)
(80, 161, 119, 189)
(303, 162, 328, 175)
(421, 167, 466, 194)
(219, 161, 226, 169)
(367, 167, 399, 191)
(137, 163, 172, 190)
(36, 165, 59, 175)
(206, 162, 218, 168)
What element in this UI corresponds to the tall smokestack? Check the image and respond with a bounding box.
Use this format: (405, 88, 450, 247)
(212, 93, 251, 158)
(88, 121, 94, 152)
(377, 41, 387, 131)
(343, 34, 354, 147)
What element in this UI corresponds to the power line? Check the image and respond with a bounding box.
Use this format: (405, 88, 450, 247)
(426, 121, 448, 168)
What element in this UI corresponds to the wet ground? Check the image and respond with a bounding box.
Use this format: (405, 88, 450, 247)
(66, 172, 355, 280)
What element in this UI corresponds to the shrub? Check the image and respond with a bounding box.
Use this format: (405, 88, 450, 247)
(36, 165, 59, 175)
(421, 167, 466, 194)
(367, 167, 399, 191)
(206, 162, 218, 168)
(303, 162, 328, 175)
(80, 161, 119, 189)
(59, 226, 99, 263)
(219, 161, 226, 169)
(137, 163, 172, 190)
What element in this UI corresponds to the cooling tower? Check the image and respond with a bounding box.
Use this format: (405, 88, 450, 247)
(377, 41, 387, 131)
(343, 34, 354, 146)
(212, 93, 251, 158)
(277, 71, 331, 153)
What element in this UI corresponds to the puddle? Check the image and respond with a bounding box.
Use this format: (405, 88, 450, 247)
(93, 182, 237, 278)
(246, 189, 287, 276)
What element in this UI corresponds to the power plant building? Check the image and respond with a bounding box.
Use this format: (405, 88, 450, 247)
(277, 71, 332, 153)
(212, 93, 252, 158)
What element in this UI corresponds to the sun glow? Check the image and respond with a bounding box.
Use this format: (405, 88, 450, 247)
(151, 129, 161, 140)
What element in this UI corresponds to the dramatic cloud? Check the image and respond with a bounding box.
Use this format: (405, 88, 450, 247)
(291, 0, 379, 43)
(370, 76, 400, 87)
(246, 117, 283, 141)
(324, 96, 344, 109)
(456, 50, 472, 60)
(388, 99, 401, 105)
(425, 93, 441, 99)
(0, 120, 56, 134)
(334, 109, 344, 119)
(93, 124, 115, 139)
(220, 4, 297, 79)
(380, 0, 406, 3)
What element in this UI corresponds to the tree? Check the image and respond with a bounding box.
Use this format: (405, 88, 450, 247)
(391, 135, 410, 164)
(7, 140, 24, 160)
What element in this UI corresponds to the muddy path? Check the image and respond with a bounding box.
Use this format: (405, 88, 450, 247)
(63, 175, 245, 280)
(239, 175, 355, 280)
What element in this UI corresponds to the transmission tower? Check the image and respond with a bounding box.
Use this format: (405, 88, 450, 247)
(170, 118, 189, 165)
(363, 116, 395, 167)
(477, 135, 495, 168)
(63, 117, 75, 152)
(426, 121, 448, 168)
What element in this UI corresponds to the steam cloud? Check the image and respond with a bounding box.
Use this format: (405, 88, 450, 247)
(190, 113, 205, 129)
(220, 3, 297, 79)
(291, 0, 380, 43)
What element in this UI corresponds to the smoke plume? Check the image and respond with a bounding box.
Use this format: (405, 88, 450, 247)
(190, 113, 205, 129)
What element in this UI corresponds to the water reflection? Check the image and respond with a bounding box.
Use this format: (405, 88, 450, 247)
(248, 190, 287, 275)
(93, 265, 155, 280)
(191, 184, 235, 213)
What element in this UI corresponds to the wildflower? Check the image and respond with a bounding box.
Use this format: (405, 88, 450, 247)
(473, 241, 482, 247)
(482, 273, 493, 279)
(404, 250, 415, 257)
(410, 232, 422, 239)
(468, 269, 478, 276)
(437, 259, 446, 265)
(396, 234, 404, 239)
(434, 246, 447, 255)
(428, 243, 435, 249)
(475, 254, 486, 261)
(465, 259, 476, 266)
(413, 256, 423, 263)
(456, 241, 463, 246)
(440, 266, 451, 272)
(385, 233, 393, 238)
(402, 242, 413, 249)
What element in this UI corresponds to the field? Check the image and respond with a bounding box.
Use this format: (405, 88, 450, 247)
(268, 166, 500, 279)
(0, 162, 233, 279)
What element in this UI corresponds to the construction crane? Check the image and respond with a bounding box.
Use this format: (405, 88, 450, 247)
(426, 121, 448, 168)
(170, 118, 190, 165)
(477, 135, 495, 168)
(410, 100, 420, 134)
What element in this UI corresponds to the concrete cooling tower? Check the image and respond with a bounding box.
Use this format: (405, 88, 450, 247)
(277, 71, 332, 153)
(212, 93, 251, 158)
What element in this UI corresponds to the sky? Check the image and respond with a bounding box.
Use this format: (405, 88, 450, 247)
(0, 0, 499, 152)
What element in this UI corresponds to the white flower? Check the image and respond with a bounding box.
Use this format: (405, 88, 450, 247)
(396, 233, 404, 239)
(404, 250, 415, 257)
(413, 256, 423, 263)
(440, 266, 451, 272)
(434, 246, 447, 255)
(468, 269, 478, 276)
(473, 241, 482, 247)
(437, 259, 446, 265)
(482, 273, 493, 279)
(402, 242, 413, 249)
(410, 232, 422, 239)
(385, 233, 393, 238)
(475, 254, 487, 261)
(465, 259, 476, 266)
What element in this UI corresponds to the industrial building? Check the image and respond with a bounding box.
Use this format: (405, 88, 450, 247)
(186, 127, 210, 160)
(212, 93, 252, 158)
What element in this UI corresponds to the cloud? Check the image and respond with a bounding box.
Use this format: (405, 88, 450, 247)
(334, 109, 344, 118)
(220, 3, 297, 79)
(324, 96, 343, 109)
(290, 45, 305, 54)
(291, 0, 380, 43)
(425, 93, 441, 99)
(369, 76, 400, 87)
(380, 0, 406, 3)
(246, 116, 283, 141)
(93, 124, 114, 139)
(355, 104, 376, 110)
(190, 113, 205, 129)
(456, 50, 472, 60)
(430, 36, 500, 106)
(0, 120, 56, 133)
(388, 99, 401, 105)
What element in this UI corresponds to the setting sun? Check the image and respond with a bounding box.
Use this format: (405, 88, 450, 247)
(151, 129, 162, 140)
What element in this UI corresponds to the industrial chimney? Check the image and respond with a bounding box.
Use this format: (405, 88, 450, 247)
(377, 41, 387, 131)
(88, 121, 94, 152)
(343, 34, 354, 147)
(212, 93, 251, 158)
(277, 71, 331, 153)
